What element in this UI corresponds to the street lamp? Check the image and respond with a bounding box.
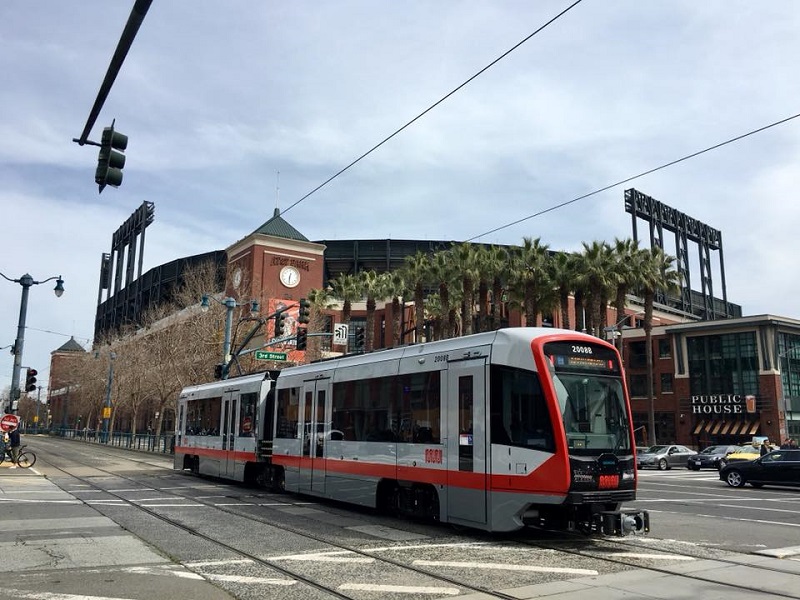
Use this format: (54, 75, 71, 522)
(0, 272, 64, 414)
(200, 294, 259, 379)
(96, 351, 117, 443)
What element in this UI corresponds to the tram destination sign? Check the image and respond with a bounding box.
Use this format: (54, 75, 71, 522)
(255, 351, 287, 361)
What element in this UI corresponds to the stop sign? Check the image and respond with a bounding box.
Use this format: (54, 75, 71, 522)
(0, 414, 20, 432)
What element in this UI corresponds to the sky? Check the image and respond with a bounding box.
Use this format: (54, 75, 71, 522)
(1, 1, 799, 395)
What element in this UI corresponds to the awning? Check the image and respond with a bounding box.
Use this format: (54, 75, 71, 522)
(692, 420, 706, 435)
(727, 421, 743, 436)
(710, 421, 724, 435)
(748, 420, 760, 435)
(719, 422, 733, 435)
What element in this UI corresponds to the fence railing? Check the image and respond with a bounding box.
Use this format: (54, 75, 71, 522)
(28, 426, 175, 455)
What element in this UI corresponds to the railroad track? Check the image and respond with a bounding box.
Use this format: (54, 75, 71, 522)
(31, 439, 800, 599)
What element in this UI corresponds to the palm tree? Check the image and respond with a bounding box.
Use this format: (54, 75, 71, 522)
(577, 241, 614, 337)
(330, 272, 361, 329)
(479, 245, 509, 332)
(550, 250, 578, 330)
(382, 270, 408, 347)
(429, 250, 457, 338)
(403, 251, 430, 343)
(451, 242, 481, 336)
(303, 287, 335, 360)
(637, 246, 682, 446)
(507, 237, 551, 327)
(610, 238, 642, 350)
(357, 270, 383, 352)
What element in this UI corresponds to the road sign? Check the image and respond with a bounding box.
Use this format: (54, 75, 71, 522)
(255, 351, 287, 361)
(0, 414, 20, 432)
(333, 323, 349, 345)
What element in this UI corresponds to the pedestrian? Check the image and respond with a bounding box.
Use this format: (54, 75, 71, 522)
(759, 441, 769, 456)
(7, 426, 21, 468)
(780, 438, 792, 449)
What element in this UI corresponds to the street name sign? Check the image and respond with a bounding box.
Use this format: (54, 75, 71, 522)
(255, 351, 287, 361)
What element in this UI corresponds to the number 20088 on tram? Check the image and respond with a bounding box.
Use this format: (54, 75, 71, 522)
(174, 327, 648, 536)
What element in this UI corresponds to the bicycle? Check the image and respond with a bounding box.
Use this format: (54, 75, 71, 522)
(0, 444, 36, 468)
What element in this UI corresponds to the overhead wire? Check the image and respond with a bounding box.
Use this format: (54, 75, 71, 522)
(281, 0, 585, 216)
(466, 111, 800, 242)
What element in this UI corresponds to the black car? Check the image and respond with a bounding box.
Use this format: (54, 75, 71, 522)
(719, 449, 800, 488)
(687, 444, 740, 471)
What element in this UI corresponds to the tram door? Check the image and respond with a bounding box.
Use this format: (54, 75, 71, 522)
(299, 379, 329, 493)
(221, 391, 238, 478)
(447, 359, 487, 525)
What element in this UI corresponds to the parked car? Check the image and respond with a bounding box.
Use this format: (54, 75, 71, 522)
(717, 443, 776, 470)
(636, 444, 697, 470)
(719, 449, 800, 488)
(687, 444, 741, 471)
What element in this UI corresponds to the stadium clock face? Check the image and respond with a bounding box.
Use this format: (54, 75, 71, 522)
(279, 265, 300, 288)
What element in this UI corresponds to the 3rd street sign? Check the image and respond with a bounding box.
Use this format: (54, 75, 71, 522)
(255, 351, 287, 361)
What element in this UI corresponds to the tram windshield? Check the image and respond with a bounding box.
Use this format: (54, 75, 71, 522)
(543, 341, 631, 454)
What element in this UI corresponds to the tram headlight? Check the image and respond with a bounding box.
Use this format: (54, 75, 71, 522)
(621, 469, 635, 481)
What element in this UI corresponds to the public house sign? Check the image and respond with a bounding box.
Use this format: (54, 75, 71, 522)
(690, 394, 757, 415)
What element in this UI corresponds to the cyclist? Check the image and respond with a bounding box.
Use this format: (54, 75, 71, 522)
(7, 426, 21, 468)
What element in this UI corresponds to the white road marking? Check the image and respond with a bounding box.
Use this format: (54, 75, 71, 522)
(271, 550, 374, 563)
(206, 574, 296, 585)
(0, 590, 131, 600)
(602, 553, 695, 561)
(364, 542, 492, 553)
(0, 498, 81, 504)
(138, 503, 204, 508)
(184, 558, 255, 567)
(755, 545, 800, 558)
(340, 583, 460, 595)
(107, 488, 154, 492)
(413, 560, 598, 575)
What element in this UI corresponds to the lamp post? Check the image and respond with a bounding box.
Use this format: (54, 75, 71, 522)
(200, 294, 259, 379)
(101, 352, 116, 443)
(0, 272, 64, 414)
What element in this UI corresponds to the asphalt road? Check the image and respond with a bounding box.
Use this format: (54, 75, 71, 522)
(3, 436, 800, 600)
(630, 466, 800, 554)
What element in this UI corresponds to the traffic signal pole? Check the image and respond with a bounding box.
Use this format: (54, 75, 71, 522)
(73, 0, 153, 147)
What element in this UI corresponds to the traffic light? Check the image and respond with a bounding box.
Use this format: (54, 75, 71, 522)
(354, 326, 365, 351)
(25, 368, 37, 392)
(213, 363, 228, 380)
(296, 327, 308, 351)
(298, 298, 311, 324)
(95, 123, 128, 193)
(275, 310, 287, 337)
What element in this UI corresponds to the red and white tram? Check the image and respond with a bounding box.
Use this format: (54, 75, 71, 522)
(174, 327, 648, 534)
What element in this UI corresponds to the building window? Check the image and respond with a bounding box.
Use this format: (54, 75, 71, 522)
(660, 373, 673, 394)
(658, 338, 671, 359)
(687, 332, 759, 397)
(778, 332, 800, 403)
(628, 341, 647, 369)
(629, 374, 647, 398)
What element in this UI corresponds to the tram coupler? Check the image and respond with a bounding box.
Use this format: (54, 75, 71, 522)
(598, 509, 650, 536)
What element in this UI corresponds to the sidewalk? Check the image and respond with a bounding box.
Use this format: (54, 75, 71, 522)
(0, 462, 233, 599)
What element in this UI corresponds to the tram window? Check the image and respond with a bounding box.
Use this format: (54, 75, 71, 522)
(276, 387, 300, 439)
(185, 396, 221, 435)
(239, 392, 257, 437)
(489, 366, 554, 452)
(399, 371, 441, 444)
(332, 376, 397, 442)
